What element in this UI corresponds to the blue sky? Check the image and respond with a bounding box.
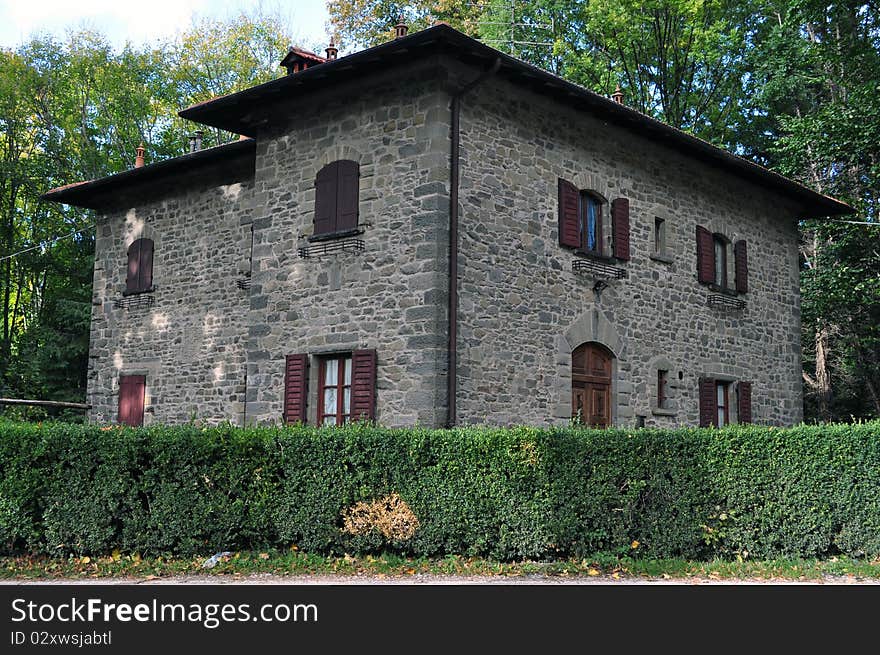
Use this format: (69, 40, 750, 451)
(0, 0, 331, 52)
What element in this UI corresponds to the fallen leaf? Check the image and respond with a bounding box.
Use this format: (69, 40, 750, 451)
(80, 556, 90, 564)
(587, 568, 600, 576)
(631, 540, 640, 549)
(259, 553, 270, 560)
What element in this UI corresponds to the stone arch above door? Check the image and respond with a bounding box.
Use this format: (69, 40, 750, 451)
(553, 306, 624, 425)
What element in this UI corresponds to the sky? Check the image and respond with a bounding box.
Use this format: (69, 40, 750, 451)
(0, 0, 331, 51)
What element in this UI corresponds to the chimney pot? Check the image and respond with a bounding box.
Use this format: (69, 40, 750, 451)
(325, 40, 338, 60)
(395, 16, 408, 39)
(195, 130, 203, 151)
(612, 84, 624, 105)
(135, 143, 145, 168)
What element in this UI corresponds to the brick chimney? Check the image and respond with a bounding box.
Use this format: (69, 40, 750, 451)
(325, 39, 338, 60)
(612, 84, 624, 105)
(395, 16, 408, 39)
(134, 143, 145, 168)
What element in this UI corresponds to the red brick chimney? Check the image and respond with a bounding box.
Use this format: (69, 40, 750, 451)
(135, 143, 145, 168)
(612, 84, 624, 105)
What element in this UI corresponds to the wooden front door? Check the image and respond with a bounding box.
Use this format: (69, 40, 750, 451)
(572, 343, 613, 428)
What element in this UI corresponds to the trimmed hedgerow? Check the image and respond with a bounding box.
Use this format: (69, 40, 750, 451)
(0, 420, 877, 560)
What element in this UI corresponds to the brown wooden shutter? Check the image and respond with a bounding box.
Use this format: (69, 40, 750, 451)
(336, 159, 359, 232)
(737, 381, 752, 424)
(125, 239, 154, 294)
(557, 178, 580, 248)
(283, 354, 309, 424)
(138, 238, 153, 292)
(314, 162, 338, 236)
(118, 375, 145, 427)
(734, 240, 748, 293)
(611, 197, 630, 261)
(351, 349, 377, 422)
(699, 377, 716, 428)
(126, 240, 141, 294)
(696, 226, 714, 284)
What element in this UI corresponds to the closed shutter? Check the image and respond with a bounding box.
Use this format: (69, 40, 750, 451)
(126, 240, 141, 294)
(125, 239, 154, 294)
(336, 160, 360, 232)
(351, 349, 377, 422)
(699, 377, 716, 427)
(611, 197, 630, 261)
(283, 354, 309, 424)
(696, 226, 714, 284)
(734, 240, 748, 293)
(138, 238, 154, 292)
(118, 375, 145, 427)
(737, 381, 752, 424)
(314, 162, 338, 236)
(557, 178, 580, 248)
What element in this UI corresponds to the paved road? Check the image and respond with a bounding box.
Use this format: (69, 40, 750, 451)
(3, 573, 876, 585)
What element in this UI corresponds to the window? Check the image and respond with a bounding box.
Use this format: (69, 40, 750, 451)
(654, 218, 665, 254)
(283, 349, 377, 425)
(580, 192, 603, 254)
(715, 381, 730, 426)
(713, 235, 728, 287)
(657, 369, 669, 409)
(318, 356, 353, 426)
(696, 226, 748, 293)
(558, 180, 630, 260)
(125, 238, 154, 295)
(118, 375, 145, 426)
(313, 159, 360, 239)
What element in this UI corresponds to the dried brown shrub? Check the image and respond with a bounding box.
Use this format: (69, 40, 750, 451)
(341, 493, 419, 541)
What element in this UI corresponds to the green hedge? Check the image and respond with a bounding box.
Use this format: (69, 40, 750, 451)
(1, 420, 878, 560)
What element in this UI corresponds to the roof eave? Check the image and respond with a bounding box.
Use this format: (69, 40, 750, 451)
(41, 139, 256, 209)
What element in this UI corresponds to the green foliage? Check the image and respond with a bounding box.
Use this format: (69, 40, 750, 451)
(1, 420, 878, 560)
(0, 12, 294, 412)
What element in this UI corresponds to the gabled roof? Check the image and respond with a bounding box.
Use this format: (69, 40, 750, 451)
(41, 139, 255, 209)
(179, 23, 852, 218)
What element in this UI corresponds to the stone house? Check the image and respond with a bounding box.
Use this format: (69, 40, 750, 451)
(42, 23, 851, 429)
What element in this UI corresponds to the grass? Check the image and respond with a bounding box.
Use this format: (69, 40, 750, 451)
(2, 550, 879, 581)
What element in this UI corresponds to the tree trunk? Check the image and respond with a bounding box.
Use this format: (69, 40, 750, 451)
(813, 324, 832, 420)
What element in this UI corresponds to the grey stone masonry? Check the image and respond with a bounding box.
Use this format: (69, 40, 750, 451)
(87, 180, 255, 425)
(83, 51, 810, 428)
(244, 69, 451, 427)
(455, 74, 803, 426)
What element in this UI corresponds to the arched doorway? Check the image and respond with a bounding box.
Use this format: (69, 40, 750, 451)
(572, 342, 613, 428)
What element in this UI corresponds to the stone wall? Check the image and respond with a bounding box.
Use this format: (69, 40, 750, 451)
(243, 69, 452, 427)
(87, 180, 255, 425)
(455, 75, 803, 427)
(87, 57, 806, 429)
